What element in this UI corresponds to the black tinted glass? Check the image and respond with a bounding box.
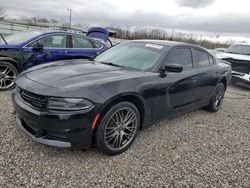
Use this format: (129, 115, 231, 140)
(194, 49, 210, 67)
(166, 48, 193, 69)
(72, 35, 93, 48)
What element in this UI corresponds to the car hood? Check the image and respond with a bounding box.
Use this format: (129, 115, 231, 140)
(24, 60, 144, 89)
(217, 52, 250, 61)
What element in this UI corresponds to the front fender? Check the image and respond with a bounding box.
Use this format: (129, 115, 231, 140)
(98, 92, 146, 112)
(0, 56, 18, 62)
(0, 54, 21, 72)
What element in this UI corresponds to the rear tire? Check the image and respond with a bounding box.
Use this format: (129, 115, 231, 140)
(0, 61, 19, 91)
(207, 83, 225, 112)
(95, 102, 140, 155)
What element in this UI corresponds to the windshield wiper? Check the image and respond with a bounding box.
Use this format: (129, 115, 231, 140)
(0, 34, 7, 44)
(100, 62, 125, 68)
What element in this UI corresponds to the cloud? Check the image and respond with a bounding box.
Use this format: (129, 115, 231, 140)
(1, 0, 250, 35)
(175, 0, 215, 8)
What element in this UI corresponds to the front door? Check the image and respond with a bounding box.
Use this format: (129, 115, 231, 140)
(21, 34, 69, 70)
(160, 47, 198, 115)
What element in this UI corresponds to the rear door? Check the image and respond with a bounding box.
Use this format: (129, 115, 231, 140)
(192, 48, 218, 104)
(67, 34, 102, 59)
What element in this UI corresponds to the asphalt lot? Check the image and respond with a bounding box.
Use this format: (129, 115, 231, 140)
(0, 84, 249, 187)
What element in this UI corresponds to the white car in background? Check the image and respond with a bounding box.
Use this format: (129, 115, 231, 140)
(214, 43, 250, 87)
(214, 48, 226, 52)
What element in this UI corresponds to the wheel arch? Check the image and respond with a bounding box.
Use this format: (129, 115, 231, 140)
(219, 77, 227, 89)
(0, 56, 20, 73)
(96, 93, 146, 130)
(217, 76, 227, 88)
(209, 77, 227, 102)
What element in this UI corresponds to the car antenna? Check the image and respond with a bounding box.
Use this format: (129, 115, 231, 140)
(0, 34, 7, 44)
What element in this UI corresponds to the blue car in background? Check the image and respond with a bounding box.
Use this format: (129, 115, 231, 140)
(0, 27, 112, 90)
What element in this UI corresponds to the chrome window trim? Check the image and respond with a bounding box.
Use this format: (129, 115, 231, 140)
(23, 33, 103, 50)
(22, 33, 68, 49)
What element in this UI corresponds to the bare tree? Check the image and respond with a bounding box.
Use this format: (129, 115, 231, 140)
(107, 26, 231, 49)
(50, 18, 59, 24)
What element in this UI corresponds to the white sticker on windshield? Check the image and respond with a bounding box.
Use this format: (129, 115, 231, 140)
(145, 43, 163, 49)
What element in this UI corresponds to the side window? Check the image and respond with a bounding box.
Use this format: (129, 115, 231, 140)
(72, 35, 93, 48)
(194, 49, 210, 67)
(30, 35, 67, 48)
(166, 48, 193, 69)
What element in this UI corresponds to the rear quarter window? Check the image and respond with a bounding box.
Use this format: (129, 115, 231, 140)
(92, 41, 102, 48)
(194, 49, 210, 67)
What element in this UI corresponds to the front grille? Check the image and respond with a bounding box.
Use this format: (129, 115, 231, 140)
(18, 87, 47, 109)
(223, 58, 250, 74)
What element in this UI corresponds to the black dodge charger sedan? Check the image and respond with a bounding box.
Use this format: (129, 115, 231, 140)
(12, 40, 231, 155)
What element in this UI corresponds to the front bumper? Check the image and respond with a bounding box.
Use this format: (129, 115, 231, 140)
(232, 71, 250, 86)
(12, 90, 97, 148)
(15, 116, 72, 147)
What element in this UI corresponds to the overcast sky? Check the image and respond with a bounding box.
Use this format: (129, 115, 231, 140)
(2, 0, 250, 35)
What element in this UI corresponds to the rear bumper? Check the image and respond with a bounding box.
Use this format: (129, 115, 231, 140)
(12, 90, 96, 148)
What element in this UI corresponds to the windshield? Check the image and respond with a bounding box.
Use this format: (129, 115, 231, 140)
(94, 42, 167, 71)
(1, 31, 43, 45)
(226, 44, 250, 55)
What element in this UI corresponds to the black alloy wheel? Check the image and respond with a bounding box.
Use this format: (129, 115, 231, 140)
(95, 102, 140, 155)
(208, 83, 225, 112)
(0, 62, 18, 91)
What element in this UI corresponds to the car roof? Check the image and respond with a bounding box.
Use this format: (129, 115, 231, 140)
(34, 30, 84, 35)
(127, 39, 199, 48)
(126, 39, 216, 58)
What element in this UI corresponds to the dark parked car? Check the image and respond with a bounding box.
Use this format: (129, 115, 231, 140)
(0, 27, 111, 90)
(12, 40, 231, 155)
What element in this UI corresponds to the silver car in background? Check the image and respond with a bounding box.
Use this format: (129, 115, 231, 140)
(214, 43, 250, 87)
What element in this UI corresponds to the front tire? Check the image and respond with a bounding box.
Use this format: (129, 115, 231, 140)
(0, 61, 19, 91)
(95, 102, 140, 155)
(207, 83, 225, 112)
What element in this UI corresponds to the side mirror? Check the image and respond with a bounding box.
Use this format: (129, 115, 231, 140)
(32, 43, 44, 52)
(162, 64, 183, 73)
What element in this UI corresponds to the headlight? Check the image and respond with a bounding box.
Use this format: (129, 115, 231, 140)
(47, 97, 93, 110)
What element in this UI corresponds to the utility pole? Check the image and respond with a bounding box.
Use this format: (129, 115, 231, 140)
(67, 8, 72, 29)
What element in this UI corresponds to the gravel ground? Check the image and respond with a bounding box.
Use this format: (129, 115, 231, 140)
(0, 84, 250, 187)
